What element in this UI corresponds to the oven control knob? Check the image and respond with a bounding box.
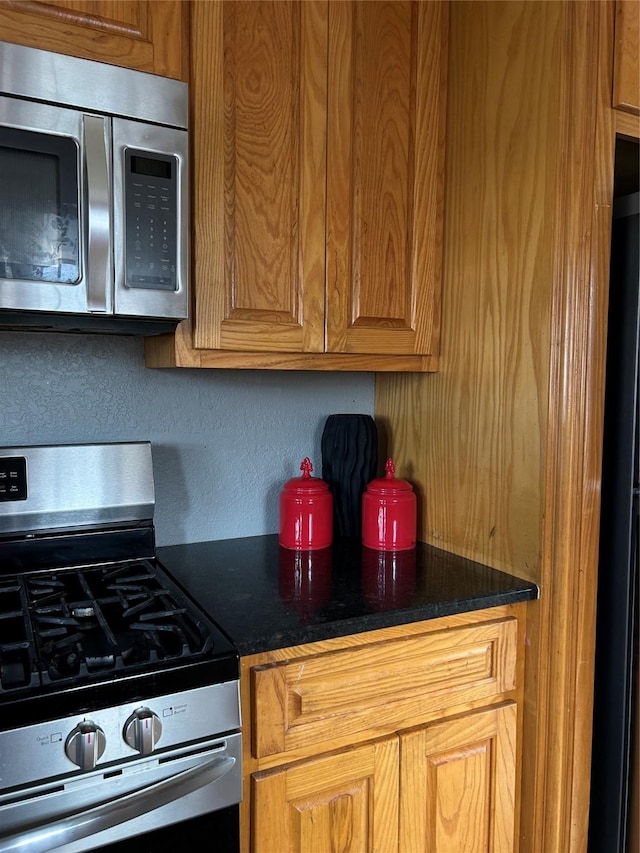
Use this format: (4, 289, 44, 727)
(65, 721, 107, 770)
(123, 708, 162, 755)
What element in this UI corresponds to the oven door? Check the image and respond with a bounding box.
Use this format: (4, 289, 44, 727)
(0, 96, 111, 318)
(0, 733, 241, 853)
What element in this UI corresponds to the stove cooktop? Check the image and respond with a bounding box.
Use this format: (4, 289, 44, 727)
(0, 443, 239, 730)
(0, 559, 238, 727)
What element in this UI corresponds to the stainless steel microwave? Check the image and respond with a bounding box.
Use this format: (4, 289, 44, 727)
(0, 42, 188, 334)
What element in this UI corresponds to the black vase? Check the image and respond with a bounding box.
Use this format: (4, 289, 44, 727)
(321, 414, 378, 539)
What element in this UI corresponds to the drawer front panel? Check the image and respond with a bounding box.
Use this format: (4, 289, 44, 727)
(252, 616, 517, 759)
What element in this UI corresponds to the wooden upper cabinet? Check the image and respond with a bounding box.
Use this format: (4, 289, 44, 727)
(146, 0, 448, 371)
(326, 0, 447, 357)
(192, 0, 327, 353)
(613, 0, 640, 114)
(0, 1, 188, 80)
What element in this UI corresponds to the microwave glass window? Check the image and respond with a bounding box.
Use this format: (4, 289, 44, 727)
(0, 128, 80, 284)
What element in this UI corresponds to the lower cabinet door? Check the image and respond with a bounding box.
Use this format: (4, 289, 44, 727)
(399, 702, 518, 853)
(251, 736, 400, 852)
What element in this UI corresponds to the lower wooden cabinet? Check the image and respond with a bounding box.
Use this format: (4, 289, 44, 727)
(241, 605, 525, 853)
(252, 703, 516, 853)
(253, 737, 400, 852)
(400, 703, 517, 853)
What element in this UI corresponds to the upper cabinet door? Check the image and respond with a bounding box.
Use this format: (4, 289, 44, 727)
(0, 1, 188, 79)
(613, 0, 640, 114)
(192, 1, 327, 353)
(144, 0, 448, 371)
(326, 1, 448, 356)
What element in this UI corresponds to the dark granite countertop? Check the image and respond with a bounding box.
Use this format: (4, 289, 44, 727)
(157, 534, 538, 656)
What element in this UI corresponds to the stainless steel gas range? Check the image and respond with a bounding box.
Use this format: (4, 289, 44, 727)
(0, 442, 241, 852)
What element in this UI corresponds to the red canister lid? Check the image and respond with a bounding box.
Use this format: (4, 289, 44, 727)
(282, 457, 331, 495)
(365, 459, 413, 495)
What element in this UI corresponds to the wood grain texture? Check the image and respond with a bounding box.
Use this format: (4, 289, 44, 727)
(612, 0, 640, 114)
(615, 108, 640, 139)
(326, 0, 447, 356)
(239, 604, 526, 853)
(530, 3, 611, 851)
(190, 0, 225, 349)
(377, 2, 616, 851)
(192, 0, 327, 353)
(0, 0, 187, 78)
(376, 0, 559, 579)
(144, 320, 201, 368)
(145, 342, 437, 371)
(400, 702, 517, 853)
(147, 0, 445, 369)
(251, 617, 517, 761)
(252, 736, 400, 853)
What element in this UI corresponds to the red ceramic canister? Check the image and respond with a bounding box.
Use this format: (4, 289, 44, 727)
(279, 458, 333, 550)
(362, 458, 416, 551)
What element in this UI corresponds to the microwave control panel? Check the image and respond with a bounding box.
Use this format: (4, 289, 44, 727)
(124, 150, 178, 291)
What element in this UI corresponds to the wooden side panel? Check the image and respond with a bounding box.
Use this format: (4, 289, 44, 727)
(377, 2, 615, 852)
(252, 617, 517, 759)
(400, 702, 517, 853)
(252, 737, 399, 853)
(326, 0, 447, 356)
(192, 0, 327, 353)
(613, 0, 640, 114)
(0, 1, 187, 79)
(375, 0, 560, 578)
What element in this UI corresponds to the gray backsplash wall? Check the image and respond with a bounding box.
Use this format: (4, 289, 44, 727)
(0, 332, 374, 545)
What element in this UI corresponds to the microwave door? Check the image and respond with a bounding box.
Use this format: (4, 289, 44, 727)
(0, 98, 111, 318)
(112, 117, 188, 321)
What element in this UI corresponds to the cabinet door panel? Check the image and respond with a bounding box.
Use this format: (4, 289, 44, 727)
(0, 1, 187, 78)
(252, 616, 517, 760)
(400, 702, 517, 853)
(326, 0, 447, 356)
(192, 0, 327, 353)
(252, 737, 399, 853)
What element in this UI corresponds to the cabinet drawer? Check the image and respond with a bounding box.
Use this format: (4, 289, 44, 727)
(252, 616, 518, 759)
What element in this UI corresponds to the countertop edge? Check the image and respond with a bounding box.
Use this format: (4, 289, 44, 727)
(232, 586, 538, 656)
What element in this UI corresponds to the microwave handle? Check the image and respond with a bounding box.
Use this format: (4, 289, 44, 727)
(83, 115, 110, 313)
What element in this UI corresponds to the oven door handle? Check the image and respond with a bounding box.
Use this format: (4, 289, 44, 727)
(0, 753, 236, 853)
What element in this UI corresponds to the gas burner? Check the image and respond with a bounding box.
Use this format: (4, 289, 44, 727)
(0, 560, 227, 696)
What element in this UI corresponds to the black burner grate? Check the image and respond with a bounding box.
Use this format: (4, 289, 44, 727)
(0, 562, 215, 696)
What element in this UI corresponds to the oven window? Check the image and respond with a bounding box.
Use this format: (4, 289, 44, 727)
(0, 126, 80, 284)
